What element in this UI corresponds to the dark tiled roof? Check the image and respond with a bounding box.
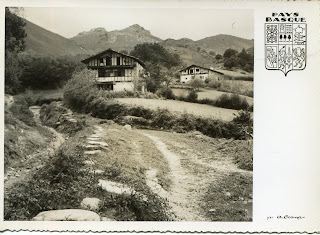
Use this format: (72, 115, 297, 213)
(179, 64, 224, 75)
(81, 48, 145, 67)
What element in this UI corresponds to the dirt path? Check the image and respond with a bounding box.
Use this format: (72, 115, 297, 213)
(141, 132, 209, 221)
(140, 130, 253, 221)
(4, 106, 65, 191)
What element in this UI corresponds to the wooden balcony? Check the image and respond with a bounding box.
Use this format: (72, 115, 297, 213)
(94, 76, 134, 83)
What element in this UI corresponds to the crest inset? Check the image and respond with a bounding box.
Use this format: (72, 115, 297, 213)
(265, 23, 306, 76)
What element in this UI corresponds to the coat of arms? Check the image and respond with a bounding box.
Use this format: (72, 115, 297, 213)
(265, 23, 306, 76)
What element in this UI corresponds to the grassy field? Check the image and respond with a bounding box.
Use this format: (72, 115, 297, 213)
(217, 80, 253, 97)
(214, 69, 253, 80)
(116, 98, 238, 121)
(172, 88, 253, 105)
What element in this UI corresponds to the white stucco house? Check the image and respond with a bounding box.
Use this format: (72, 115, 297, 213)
(82, 49, 145, 91)
(179, 64, 224, 83)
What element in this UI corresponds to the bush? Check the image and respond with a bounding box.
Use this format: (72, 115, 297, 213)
(186, 90, 198, 102)
(156, 87, 176, 100)
(189, 78, 205, 91)
(205, 78, 222, 89)
(9, 103, 36, 126)
(214, 94, 249, 110)
(15, 90, 62, 106)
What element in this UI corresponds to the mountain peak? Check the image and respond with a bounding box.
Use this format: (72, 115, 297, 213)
(127, 24, 145, 30)
(91, 27, 106, 32)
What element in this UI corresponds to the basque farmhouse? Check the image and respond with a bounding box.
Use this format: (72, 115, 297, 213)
(82, 49, 145, 91)
(180, 65, 224, 83)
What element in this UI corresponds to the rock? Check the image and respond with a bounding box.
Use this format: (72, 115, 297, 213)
(81, 198, 101, 211)
(90, 134, 102, 138)
(195, 134, 203, 139)
(209, 209, 216, 212)
(87, 137, 100, 141)
(98, 179, 135, 195)
(101, 217, 116, 221)
(84, 150, 102, 155)
(67, 118, 77, 123)
(87, 141, 108, 147)
(225, 192, 231, 197)
(84, 160, 95, 165)
(90, 169, 104, 174)
(85, 145, 100, 150)
(122, 124, 132, 131)
(32, 209, 100, 221)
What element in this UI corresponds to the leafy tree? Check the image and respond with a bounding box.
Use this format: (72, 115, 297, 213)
(131, 43, 181, 92)
(223, 48, 238, 59)
(189, 78, 205, 91)
(19, 56, 85, 90)
(5, 8, 27, 54)
(5, 51, 23, 94)
(131, 43, 181, 69)
(224, 57, 238, 69)
(215, 54, 222, 60)
(5, 7, 27, 94)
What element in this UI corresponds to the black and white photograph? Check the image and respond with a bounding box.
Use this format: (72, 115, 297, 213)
(4, 6, 253, 222)
(1, 0, 320, 233)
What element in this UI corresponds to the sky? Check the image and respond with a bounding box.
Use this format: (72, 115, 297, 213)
(22, 7, 254, 41)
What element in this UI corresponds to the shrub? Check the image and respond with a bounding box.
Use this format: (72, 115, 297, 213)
(206, 78, 222, 89)
(15, 90, 62, 106)
(186, 89, 198, 102)
(156, 87, 176, 100)
(64, 69, 98, 112)
(214, 94, 249, 110)
(189, 78, 205, 91)
(9, 103, 36, 126)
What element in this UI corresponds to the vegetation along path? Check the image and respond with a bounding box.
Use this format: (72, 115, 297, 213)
(139, 129, 253, 221)
(4, 105, 65, 193)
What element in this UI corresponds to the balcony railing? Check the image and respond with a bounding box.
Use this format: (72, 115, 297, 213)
(94, 77, 133, 83)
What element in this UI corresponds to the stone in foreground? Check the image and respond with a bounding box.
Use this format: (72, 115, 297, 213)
(81, 198, 101, 211)
(98, 179, 135, 195)
(90, 169, 104, 174)
(122, 124, 132, 131)
(84, 150, 102, 155)
(32, 209, 100, 221)
(84, 160, 95, 165)
(88, 141, 108, 147)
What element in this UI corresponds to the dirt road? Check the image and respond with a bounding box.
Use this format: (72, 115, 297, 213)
(139, 129, 253, 221)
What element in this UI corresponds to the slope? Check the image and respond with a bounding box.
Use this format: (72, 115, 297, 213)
(24, 19, 91, 56)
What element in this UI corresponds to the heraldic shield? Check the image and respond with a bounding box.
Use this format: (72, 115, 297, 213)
(265, 23, 306, 76)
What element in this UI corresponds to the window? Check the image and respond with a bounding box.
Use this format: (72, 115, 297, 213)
(98, 69, 105, 77)
(196, 68, 199, 72)
(106, 57, 112, 66)
(190, 69, 194, 74)
(117, 57, 121, 65)
(100, 58, 104, 64)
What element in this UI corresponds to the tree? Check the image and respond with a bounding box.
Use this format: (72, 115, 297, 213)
(215, 54, 222, 60)
(5, 8, 27, 54)
(189, 78, 205, 91)
(223, 48, 238, 59)
(224, 57, 238, 69)
(130, 43, 182, 92)
(5, 7, 27, 94)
